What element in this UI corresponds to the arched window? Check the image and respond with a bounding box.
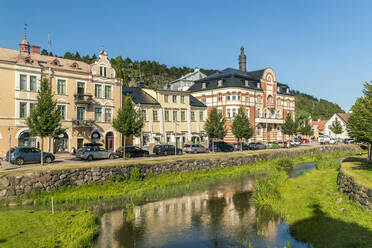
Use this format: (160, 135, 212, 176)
(277, 98, 281, 106)
(267, 95, 273, 104)
(245, 94, 249, 103)
(257, 95, 261, 104)
(202, 95, 206, 103)
(256, 108, 261, 118)
(218, 93, 222, 102)
(264, 109, 268, 118)
(238, 93, 241, 100)
(227, 93, 231, 101)
(277, 110, 281, 119)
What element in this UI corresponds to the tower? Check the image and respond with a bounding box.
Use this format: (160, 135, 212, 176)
(19, 24, 30, 53)
(238, 46, 246, 72)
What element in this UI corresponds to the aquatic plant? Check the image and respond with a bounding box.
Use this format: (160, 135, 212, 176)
(274, 157, 295, 170)
(252, 170, 288, 205)
(315, 160, 341, 170)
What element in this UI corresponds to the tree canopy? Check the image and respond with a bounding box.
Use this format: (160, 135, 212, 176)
(205, 108, 227, 151)
(231, 107, 253, 148)
(281, 113, 296, 140)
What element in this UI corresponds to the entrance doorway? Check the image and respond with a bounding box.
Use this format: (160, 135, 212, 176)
(105, 132, 114, 151)
(18, 130, 36, 147)
(77, 138, 84, 149)
(54, 132, 69, 153)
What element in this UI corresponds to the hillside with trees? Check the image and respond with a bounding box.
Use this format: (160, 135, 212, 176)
(45, 50, 344, 121)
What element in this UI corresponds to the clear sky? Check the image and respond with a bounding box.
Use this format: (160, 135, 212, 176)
(1, 0, 371, 111)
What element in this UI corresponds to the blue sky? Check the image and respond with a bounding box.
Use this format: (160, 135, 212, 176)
(1, 0, 371, 111)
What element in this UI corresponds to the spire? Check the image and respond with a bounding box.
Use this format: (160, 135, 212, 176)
(99, 46, 107, 56)
(19, 24, 30, 53)
(239, 45, 246, 72)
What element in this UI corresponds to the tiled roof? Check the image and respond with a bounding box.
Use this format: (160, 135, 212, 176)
(123, 87, 160, 105)
(337, 113, 350, 123)
(0, 47, 91, 73)
(311, 120, 327, 130)
(190, 95, 206, 107)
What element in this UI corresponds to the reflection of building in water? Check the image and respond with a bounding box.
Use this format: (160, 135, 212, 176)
(95, 176, 280, 248)
(95, 210, 124, 248)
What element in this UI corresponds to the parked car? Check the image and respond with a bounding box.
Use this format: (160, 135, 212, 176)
(6, 147, 55, 165)
(248, 142, 266, 150)
(300, 138, 309, 144)
(343, 138, 354, 144)
(76, 146, 116, 161)
(278, 141, 290, 148)
(116, 146, 149, 158)
(209, 141, 234, 152)
(266, 142, 279, 149)
(153, 144, 183, 156)
(183, 144, 209, 154)
(232, 142, 249, 151)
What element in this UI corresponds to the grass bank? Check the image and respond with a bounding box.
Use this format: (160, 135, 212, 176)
(341, 156, 372, 189)
(254, 158, 372, 248)
(0, 209, 98, 248)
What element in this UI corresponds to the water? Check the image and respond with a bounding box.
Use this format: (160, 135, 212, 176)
(94, 162, 316, 248)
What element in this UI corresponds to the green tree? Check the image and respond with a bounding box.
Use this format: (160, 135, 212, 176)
(281, 113, 295, 141)
(347, 82, 372, 161)
(113, 96, 144, 159)
(26, 78, 62, 166)
(300, 120, 313, 137)
(205, 108, 227, 152)
(329, 118, 343, 143)
(232, 107, 253, 151)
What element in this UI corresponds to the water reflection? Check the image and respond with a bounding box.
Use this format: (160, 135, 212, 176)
(95, 172, 310, 248)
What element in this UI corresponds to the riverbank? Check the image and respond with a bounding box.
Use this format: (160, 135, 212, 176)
(264, 159, 372, 248)
(0, 150, 358, 248)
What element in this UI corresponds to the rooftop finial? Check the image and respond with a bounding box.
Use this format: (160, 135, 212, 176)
(239, 45, 246, 72)
(99, 45, 107, 56)
(240, 45, 244, 53)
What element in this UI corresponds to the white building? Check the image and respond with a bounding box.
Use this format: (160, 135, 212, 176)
(324, 113, 350, 140)
(165, 68, 206, 91)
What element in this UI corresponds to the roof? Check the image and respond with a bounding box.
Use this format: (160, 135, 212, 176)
(190, 95, 206, 107)
(187, 67, 293, 95)
(0, 47, 91, 73)
(311, 120, 327, 130)
(336, 113, 350, 123)
(122, 87, 160, 105)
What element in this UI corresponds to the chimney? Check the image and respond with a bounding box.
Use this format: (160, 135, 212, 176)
(239, 46, 246, 72)
(30, 46, 40, 54)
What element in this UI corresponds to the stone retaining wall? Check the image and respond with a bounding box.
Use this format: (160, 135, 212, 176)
(0, 145, 359, 200)
(337, 171, 372, 210)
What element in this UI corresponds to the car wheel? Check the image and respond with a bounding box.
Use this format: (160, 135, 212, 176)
(45, 156, 52, 164)
(164, 151, 168, 156)
(126, 153, 132, 158)
(144, 153, 149, 157)
(178, 150, 183, 155)
(87, 155, 93, 161)
(16, 158, 24, 166)
(109, 154, 114, 159)
(193, 150, 197, 154)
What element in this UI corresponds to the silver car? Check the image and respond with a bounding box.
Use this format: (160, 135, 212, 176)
(76, 147, 115, 161)
(183, 144, 209, 154)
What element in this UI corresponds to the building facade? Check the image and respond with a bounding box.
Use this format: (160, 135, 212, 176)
(0, 36, 122, 156)
(323, 113, 350, 140)
(164, 68, 206, 91)
(188, 47, 296, 143)
(123, 86, 207, 149)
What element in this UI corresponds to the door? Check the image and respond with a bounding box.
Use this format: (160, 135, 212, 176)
(77, 82, 85, 96)
(105, 132, 114, 151)
(77, 139, 84, 150)
(77, 107, 85, 121)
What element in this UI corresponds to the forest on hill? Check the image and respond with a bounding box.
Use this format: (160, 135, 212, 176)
(44, 49, 344, 121)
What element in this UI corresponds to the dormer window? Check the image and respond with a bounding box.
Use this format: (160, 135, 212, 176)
(24, 57, 33, 64)
(100, 66, 107, 77)
(71, 62, 79, 69)
(202, 82, 206, 89)
(218, 79, 223, 87)
(51, 59, 60, 66)
(286, 88, 290, 94)
(257, 82, 260, 88)
(245, 80, 249, 87)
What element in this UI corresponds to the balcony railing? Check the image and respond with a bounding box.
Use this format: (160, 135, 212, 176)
(72, 119, 95, 127)
(74, 94, 93, 104)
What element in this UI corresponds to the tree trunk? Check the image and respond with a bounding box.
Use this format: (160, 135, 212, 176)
(41, 137, 44, 166)
(123, 135, 126, 160)
(240, 138, 243, 152)
(212, 139, 215, 153)
(368, 143, 372, 161)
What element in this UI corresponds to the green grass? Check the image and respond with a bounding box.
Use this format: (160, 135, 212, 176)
(265, 167, 372, 248)
(29, 151, 356, 207)
(0, 209, 99, 248)
(315, 159, 341, 170)
(341, 156, 372, 189)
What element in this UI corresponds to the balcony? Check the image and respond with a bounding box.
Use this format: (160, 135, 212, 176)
(255, 115, 284, 124)
(72, 119, 95, 127)
(74, 94, 93, 104)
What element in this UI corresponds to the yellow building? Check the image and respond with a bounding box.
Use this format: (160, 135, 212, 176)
(122, 86, 207, 149)
(0, 36, 122, 156)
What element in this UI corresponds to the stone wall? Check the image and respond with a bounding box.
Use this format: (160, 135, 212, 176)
(337, 171, 372, 210)
(0, 145, 359, 200)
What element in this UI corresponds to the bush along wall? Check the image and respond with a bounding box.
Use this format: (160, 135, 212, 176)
(0, 145, 360, 201)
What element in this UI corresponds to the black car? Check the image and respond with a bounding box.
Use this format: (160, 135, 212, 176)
(248, 142, 266, 150)
(116, 146, 149, 158)
(232, 142, 249, 151)
(209, 141, 234, 152)
(153, 145, 183, 156)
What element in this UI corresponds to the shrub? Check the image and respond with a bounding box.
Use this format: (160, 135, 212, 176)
(253, 170, 288, 205)
(130, 167, 144, 181)
(315, 160, 341, 170)
(274, 157, 295, 170)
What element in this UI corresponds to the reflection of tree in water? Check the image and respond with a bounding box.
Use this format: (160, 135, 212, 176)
(255, 205, 280, 240)
(206, 197, 228, 248)
(114, 215, 147, 248)
(232, 191, 253, 220)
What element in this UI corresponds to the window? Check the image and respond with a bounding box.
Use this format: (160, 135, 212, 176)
(191, 111, 195, 121)
(245, 94, 249, 103)
(57, 79, 66, 95)
(257, 109, 261, 118)
(277, 110, 281, 119)
(77, 107, 85, 121)
(105, 108, 112, 123)
(30, 76, 37, 92)
(199, 111, 204, 121)
(232, 108, 237, 118)
(164, 94, 169, 103)
(267, 95, 273, 104)
(172, 95, 177, 103)
(141, 109, 147, 121)
(238, 93, 241, 100)
(218, 109, 222, 115)
(95, 85, 102, 98)
(77, 82, 85, 95)
(227, 93, 231, 101)
(202, 95, 206, 103)
(218, 93, 222, 102)
(94, 107, 102, 122)
(19, 102, 27, 118)
(257, 127, 262, 136)
(232, 92, 236, 101)
(227, 109, 231, 119)
(202, 82, 206, 89)
(257, 95, 261, 103)
(20, 75, 27, 91)
(173, 110, 178, 122)
(104, 86, 112, 99)
(30, 103, 36, 115)
(181, 111, 186, 121)
(264, 109, 268, 118)
(277, 98, 281, 106)
(100, 66, 107, 77)
(58, 105, 66, 120)
(165, 110, 170, 122)
(218, 79, 223, 87)
(180, 95, 185, 104)
(153, 110, 158, 121)
(246, 108, 250, 118)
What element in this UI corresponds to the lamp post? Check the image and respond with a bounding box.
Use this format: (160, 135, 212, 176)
(174, 121, 178, 156)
